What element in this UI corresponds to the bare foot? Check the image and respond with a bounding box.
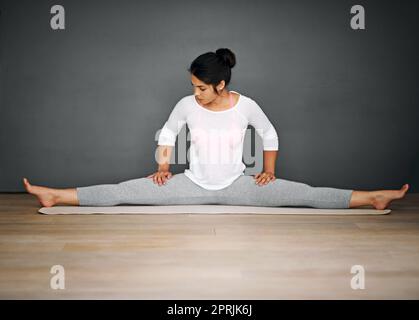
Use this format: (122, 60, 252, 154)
(22, 177, 58, 208)
(371, 184, 409, 210)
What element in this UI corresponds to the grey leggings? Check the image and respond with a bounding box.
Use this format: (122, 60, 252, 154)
(76, 173, 353, 209)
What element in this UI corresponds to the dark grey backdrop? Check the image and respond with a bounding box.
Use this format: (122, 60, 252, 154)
(1, 0, 418, 192)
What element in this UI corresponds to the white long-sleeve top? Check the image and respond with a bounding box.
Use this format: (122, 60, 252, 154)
(157, 90, 279, 190)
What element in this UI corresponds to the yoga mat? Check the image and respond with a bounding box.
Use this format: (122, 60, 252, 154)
(38, 205, 391, 215)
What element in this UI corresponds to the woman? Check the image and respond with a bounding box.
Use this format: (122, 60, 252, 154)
(23, 48, 409, 209)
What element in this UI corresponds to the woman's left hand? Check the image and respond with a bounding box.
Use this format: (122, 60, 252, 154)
(254, 171, 276, 186)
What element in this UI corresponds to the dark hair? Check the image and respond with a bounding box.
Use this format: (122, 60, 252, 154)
(187, 48, 236, 95)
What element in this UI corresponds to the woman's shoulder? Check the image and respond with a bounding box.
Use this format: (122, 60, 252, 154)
(230, 91, 256, 105)
(171, 95, 195, 113)
(235, 92, 260, 113)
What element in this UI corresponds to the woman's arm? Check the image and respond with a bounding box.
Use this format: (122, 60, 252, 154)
(246, 98, 279, 152)
(246, 99, 279, 185)
(148, 145, 174, 186)
(154, 98, 187, 175)
(151, 98, 186, 185)
(157, 145, 173, 171)
(253, 150, 278, 186)
(263, 150, 278, 174)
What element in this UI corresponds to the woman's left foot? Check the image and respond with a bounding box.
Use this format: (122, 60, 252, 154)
(371, 184, 409, 210)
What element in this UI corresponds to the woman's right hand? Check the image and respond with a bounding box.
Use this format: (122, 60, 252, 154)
(146, 170, 173, 186)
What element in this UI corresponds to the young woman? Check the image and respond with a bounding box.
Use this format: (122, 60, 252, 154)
(23, 48, 409, 209)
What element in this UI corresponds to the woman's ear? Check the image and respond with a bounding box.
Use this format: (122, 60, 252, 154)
(217, 80, 225, 91)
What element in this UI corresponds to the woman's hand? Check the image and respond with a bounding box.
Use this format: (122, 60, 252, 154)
(147, 170, 173, 186)
(254, 171, 276, 186)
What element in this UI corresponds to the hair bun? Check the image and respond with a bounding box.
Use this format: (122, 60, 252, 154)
(215, 48, 236, 69)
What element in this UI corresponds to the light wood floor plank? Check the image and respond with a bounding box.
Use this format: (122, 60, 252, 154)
(0, 193, 418, 299)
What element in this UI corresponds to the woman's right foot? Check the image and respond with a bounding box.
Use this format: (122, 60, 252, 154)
(371, 184, 409, 210)
(22, 177, 58, 207)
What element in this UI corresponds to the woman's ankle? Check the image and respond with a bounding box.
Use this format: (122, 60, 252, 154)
(349, 190, 375, 208)
(55, 188, 79, 206)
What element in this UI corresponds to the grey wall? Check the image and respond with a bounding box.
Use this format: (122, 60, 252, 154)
(1, 0, 418, 192)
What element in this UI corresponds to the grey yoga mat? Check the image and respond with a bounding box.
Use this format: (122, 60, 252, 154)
(38, 205, 391, 215)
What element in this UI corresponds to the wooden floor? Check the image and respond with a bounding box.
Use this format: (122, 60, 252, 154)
(1, 193, 418, 299)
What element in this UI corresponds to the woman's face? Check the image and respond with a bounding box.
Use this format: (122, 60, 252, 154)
(191, 74, 224, 105)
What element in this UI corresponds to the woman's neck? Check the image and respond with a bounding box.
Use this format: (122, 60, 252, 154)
(205, 90, 230, 109)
